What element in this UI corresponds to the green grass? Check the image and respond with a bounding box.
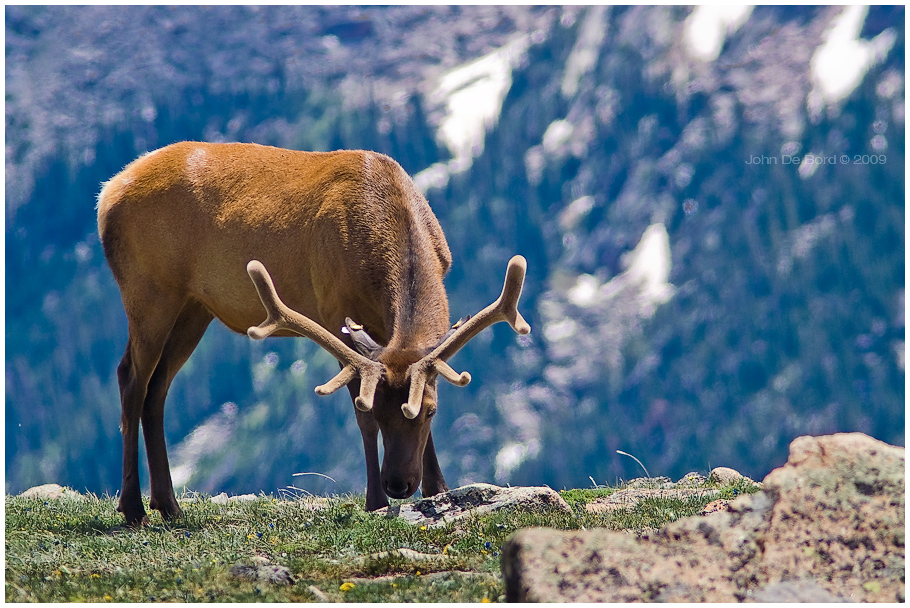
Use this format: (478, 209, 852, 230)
(6, 479, 761, 602)
(559, 487, 616, 508)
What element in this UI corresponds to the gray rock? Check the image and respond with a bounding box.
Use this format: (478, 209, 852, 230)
(623, 476, 674, 489)
(708, 466, 762, 488)
(348, 547, 451, 567)
(229, 556, 294, 585)
(382, 483, 570, 528)
(502, 433, 904, 602)
(305, 585, 330, 601)
(708, 466, 745, 485)
(675, 471, 708, 487)
(211, 492, 258, 505)
(20, 483, 84, 501)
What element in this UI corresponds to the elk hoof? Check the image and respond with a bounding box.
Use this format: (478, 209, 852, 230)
(364, 493, 389, 512)
(122, 512, 151, 528)
(150, 497, 183, 521)
(118, 500, 150, 528)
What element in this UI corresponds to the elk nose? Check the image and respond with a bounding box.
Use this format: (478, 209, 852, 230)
(383, 478, 414, 499)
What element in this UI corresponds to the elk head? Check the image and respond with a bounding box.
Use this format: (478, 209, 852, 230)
(245, 255, 530, 500)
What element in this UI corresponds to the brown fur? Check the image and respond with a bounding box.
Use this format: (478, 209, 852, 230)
(98, 141, 454, 525)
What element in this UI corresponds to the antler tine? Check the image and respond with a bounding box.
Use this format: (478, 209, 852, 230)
(246, 260, 383, 411)
(430, 255, 530, 361)
(401, 358, 472, 419)
(402, 255, 531, 418)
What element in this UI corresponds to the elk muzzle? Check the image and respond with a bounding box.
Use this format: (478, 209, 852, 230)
(379, 442, 424, 500)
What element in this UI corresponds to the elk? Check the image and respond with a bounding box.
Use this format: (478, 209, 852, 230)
(97, 141, 530, 526)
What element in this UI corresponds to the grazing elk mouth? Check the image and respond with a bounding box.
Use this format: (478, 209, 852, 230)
(383, 478, 415, 499)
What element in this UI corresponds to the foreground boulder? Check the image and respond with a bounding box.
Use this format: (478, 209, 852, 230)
(502, 433, 904, 602)
(381, 483, 570, 528)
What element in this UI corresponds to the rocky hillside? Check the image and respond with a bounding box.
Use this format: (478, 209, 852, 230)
(5, 6, 904, 498)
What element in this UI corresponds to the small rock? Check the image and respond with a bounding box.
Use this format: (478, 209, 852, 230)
(230, 556, 294, 585)
(676, 472, 708, 487)
(211, 492, 257, 505)
(20, 484, 84, 501)
(306, 585, 330, 601)
(297, 497, 332, 511)
(624, 476, 674, 489)
(708, 467, 748, 485)
(380, 483, 570, 528)
(229, 564, 258, 581)
(699, 499, 731, 515)
(354, 547, 450, 566)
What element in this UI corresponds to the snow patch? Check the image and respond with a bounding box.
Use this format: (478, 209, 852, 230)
(170, 405, 236, 490)
(559, 195, 595, 231)
(684, 5, 752, 62)
(415, 36, 530, 192)
(809, 6, 896, 108)
(567, 274, 599, 307)
(495, 440, 541, 484)
(561, 5, 609, 98)
(542, 120, 574, 155)
(540, 223, 675, 392)
(620, 223, 675, 311)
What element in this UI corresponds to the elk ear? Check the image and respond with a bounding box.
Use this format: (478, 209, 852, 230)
(343, 317, 384, 358)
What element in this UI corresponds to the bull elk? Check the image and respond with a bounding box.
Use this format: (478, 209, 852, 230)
(97, 141, 530, 526)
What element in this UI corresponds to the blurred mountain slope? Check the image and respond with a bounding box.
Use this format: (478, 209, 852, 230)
(5, 6, 904, 498)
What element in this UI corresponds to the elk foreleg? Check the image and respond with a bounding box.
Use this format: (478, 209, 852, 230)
(354, 406, 388, 511)
(420, 429, 449, 498)
(117, 328, 173, 527)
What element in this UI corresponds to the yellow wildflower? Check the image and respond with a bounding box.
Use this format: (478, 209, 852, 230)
(339, 582, 355, 592)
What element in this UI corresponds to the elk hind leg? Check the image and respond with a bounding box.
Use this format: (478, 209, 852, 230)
(117, 295, 184, 526)
(143, 299, 213, 520)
